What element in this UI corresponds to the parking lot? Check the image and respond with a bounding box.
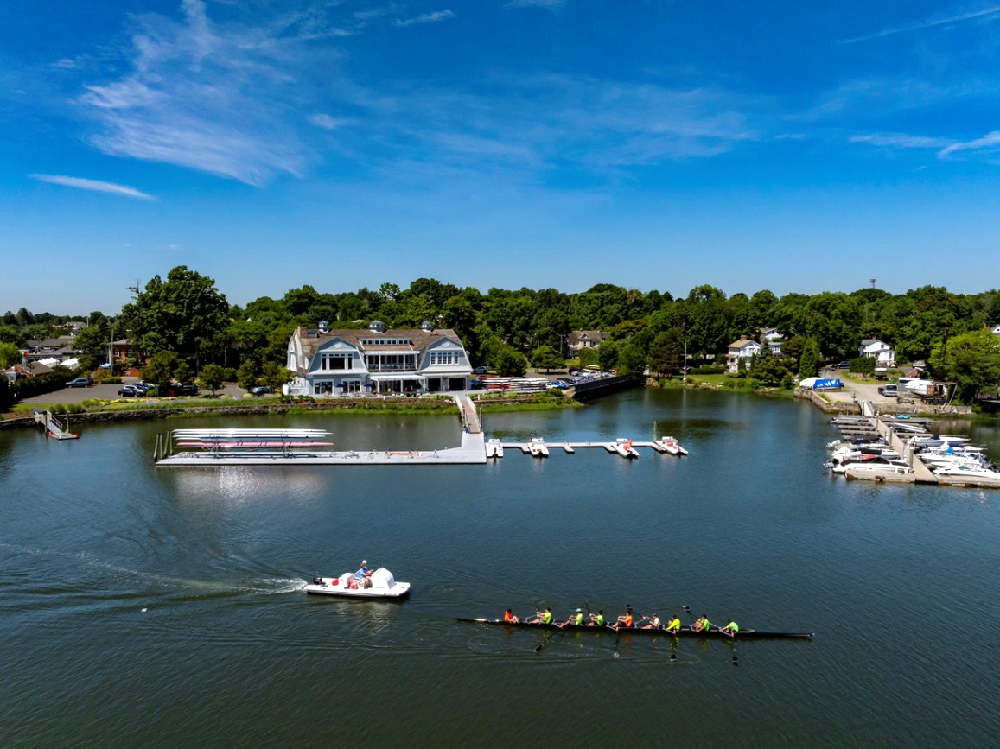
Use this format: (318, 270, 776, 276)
(16, 379, 248, 405)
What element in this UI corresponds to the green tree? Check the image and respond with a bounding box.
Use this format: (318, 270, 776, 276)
(596, 340, 621, 372)
(143, 351, 180, 389)
(122, 266, 229, 369)
(749, 356, 787, 386)
(238, 360, 262, 392)
(799, 338, 820, 378)
(493, 345, 527, 377)
(647, 330, 681, 375)
(0, 325, 23, 346)
(261, 361, 293, 394)
(617, 341, 647, 377)
(931, 328, 1000, 402)
(578, 347, 598, 368)
(71, 321, 110, 371)
(530, 346, 563, 372)
(199, 364, 225, 395)
(0, 341, 21, 369)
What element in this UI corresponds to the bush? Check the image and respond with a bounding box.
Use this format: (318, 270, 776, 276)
(222, 367, 238, 382)
(542, 388, 564, 398)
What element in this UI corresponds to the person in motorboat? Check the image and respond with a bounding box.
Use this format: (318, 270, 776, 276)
(720, 618, 739, 638)
(504, 608, 519, 624)
(641, 613, 660, 630)
(694, 614, 712, 632)
(352, 560, 374, 588)
(615, 607, 635, 629)
(563, 608, 585, 626)
(664, 615, 681, 633)
(589, 610, 605, 626)
(529, 607, 553, 625)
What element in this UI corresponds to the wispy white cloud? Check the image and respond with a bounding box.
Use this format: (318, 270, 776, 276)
(30, 174, 155, 200)
(850, 133, 952, 149)
(939, 130, 1000, 157)
(76, 0, 311, 185)
(840, 6, 1000, 44)
(309, 113, 352, 130)
(395, 10, 454, 27)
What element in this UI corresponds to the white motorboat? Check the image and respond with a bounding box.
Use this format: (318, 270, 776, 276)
(528, 437, 549, 457)
(486, 439, 504, 459)
(654, 436, 688, 456)
(613, 438, 639, 459)
(305, 568, 411, 598)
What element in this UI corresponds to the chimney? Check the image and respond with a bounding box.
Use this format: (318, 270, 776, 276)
(369, 320, 385, 334)
(740, 335, 747, 341)
(421, 320, 433, 332)
(319, 321, 329, 333)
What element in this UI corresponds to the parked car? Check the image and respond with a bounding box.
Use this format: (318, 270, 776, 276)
(178, 384, 199, 396)
(837, 361, 851, 370)
(118, 385, 142, 397)
(472, 365, 488, 374)
(66, 377, 93, 388)
(878, 384, 898, 397)
(250, 385, 271, 396)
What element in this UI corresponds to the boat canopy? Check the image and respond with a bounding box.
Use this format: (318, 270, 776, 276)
(371, 568, 396, 589)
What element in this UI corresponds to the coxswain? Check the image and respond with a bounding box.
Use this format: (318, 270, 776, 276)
(504, 608, 519, 624)
(615, 607, 635, 629)
(664, 615, 681, 633)
(694, 614, 712, 632)
(589, 609, 605, 627)
(641, 613, 661, 630)
(564, 608, 585, 626)
(720, 618, 739, 638)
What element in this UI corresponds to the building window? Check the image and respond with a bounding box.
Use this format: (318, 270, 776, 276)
(321, 352, 355, 370)
(430, 351, 462, 366)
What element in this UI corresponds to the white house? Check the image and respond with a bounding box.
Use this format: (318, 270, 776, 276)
(726, 335, 762, 373)
(759, 326, 784, 354)
(286, 320, 473, 397)
(859, 339, 895, 366)
(566, 330, 608, 358)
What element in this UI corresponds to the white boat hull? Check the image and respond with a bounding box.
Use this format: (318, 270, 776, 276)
(304, 569, 411, 598)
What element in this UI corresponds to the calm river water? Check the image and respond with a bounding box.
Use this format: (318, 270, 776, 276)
(1, 389, 998, 747)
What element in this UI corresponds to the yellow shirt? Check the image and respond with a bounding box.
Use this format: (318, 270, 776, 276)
(666, 618, 681, 631)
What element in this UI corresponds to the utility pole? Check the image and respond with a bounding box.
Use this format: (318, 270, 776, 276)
(870, 278, 877, 289)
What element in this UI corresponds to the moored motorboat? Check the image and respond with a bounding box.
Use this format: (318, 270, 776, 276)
(613, 438, 639, 459)
(528, 437, 549, 457)
(305, 568, 411, 598)
(456, 618, 812, 639)
(486, 439, 504, 459)
(654, 436, 688, 456)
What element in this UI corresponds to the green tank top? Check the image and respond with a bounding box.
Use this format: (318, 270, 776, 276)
(543, 611, 552, 624)
(596, 614, 604, 626)
(701, 618, 711, 630)
(574, 612, 584, 625)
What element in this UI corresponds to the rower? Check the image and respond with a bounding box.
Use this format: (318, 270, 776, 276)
(589, 609, 605, 627)
(615, 607, 635, 629)
(664, 614, 681, 633)
(563, 608, 585, 627)
(504, 608, 519, 624)
(694, 614, 712, 632)
(720, 618, 739, 638)
(530, 607, 553, 625)
(641, 613, 660, 630)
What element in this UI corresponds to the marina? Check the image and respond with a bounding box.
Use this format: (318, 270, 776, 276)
(826, 404, 1000, 488)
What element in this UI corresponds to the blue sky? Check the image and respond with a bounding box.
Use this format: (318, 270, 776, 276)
(2, 0, 1000, 314)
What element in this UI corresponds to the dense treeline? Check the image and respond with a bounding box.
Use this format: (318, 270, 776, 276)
(4, 270, 1000, 401)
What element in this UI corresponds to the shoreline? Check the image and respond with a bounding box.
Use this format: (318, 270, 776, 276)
(0, 394, 581, 430)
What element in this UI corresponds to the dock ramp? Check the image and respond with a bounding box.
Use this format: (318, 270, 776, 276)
(32, 408, 79, 440)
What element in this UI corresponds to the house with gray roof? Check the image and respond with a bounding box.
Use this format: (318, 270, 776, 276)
(286, 321, 472, 397)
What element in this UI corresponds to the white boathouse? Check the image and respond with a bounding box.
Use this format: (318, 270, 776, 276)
(286, 320, 473, 397)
